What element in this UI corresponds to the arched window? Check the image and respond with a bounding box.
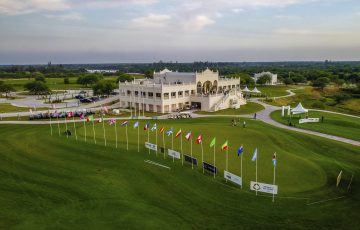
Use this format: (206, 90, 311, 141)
(197, 81, 202, 94)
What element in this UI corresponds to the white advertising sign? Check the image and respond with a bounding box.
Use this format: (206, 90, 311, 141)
(224, 170, 242, 186)
(168, 149, 181, 159)
(250, 181, 278, 194)
(299, 118, 319, 124)
(145, 142, 157, 151)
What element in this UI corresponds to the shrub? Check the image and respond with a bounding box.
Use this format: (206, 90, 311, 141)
(311, 101, 325, 109)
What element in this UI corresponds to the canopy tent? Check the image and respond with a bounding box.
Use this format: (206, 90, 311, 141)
(291, 102, 308, 115)
(251, 87, 261, 93)
(242, 86, 251, 92)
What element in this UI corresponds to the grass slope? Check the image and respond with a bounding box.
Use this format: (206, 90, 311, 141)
(270, 110, 360, 141)
(0, 118, 359, 229)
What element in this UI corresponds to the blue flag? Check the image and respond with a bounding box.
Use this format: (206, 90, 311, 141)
(133, 121, 139, 128)
(251, 148, 257, 161)
(151, 123, 157, 132)
(166, 128, 173, 136)
(237, 145, 243, 156)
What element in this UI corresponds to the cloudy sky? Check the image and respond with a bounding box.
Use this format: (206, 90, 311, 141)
(0, 0, 359, 64)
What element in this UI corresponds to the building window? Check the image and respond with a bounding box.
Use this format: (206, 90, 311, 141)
(191, 90, 195, 95)
(171, 92, 176, 98)
(135, 91, 139, 97)
(148, 92, 153, 98)
(127, 90, 131, 95)
(156, 93, 161, 99)
(178, 91, 183, 97)
(185, 90, 189, 96)
(164, 93, 169, 99)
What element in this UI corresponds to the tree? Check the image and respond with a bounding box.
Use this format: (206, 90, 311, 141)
(77, 74, 101, 87)
(93, 80, 116, 96)
(0, 81, 15, 98)
(117, 72, 134, 83)
(312, 77, 330, 89)
(24, 81, 50, 95)
(256, 74, 272, 85)
(35, 75, 46, 82)
(283, 78, 294, 85)
(144, 70, 154, 79)
(64, 77, 70, 84)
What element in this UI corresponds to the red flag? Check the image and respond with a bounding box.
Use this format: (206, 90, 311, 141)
(159, 127, 165, 133)
(196, 134, 202, 144)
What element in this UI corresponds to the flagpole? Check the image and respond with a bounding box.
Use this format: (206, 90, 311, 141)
(137, 123, 140, 152)
(241, 151, 243, 190)
(181, 133, 183, 166)
(256, 153, 258, 196)
(272, 165, 276, 202)
(190, 135, 193, 169)
(92, 119, 96, 144)
(102, 116, 106, 147)
(65, 115, 68, 138)
(73, 116, 77, 141)
(49, 111, 53, 136)
(162, 131, 165, 159)
(226, 147, 229, 182)
(130, 93, 133, 118)
(155, 127, 158, 156)
(126, 123, 128, 151)
(172, 132, 174, 162)
(84, 118, 86, 142)
(213, 144, 216, 178)
(57, 113, 60, 136)
(115, 121, 118, 148)
(201, 141, 204, 174)
(148, 127, 150, 154)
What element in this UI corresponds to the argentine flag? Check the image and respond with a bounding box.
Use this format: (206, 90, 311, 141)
(166, 128, 173, 136)
(151, 123, 157, 132)
(251, 148, 257, 161)
(133, 121, 139, 128)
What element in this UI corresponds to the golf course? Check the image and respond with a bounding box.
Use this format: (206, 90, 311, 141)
(0, 117, 359, 229)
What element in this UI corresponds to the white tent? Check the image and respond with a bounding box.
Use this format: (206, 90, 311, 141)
(251, 87, 261, 93)
(291, 102, 308, 114)
(242, 86, 251, 92)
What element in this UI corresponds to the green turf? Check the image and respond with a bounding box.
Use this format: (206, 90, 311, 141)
(194, 102, 264, 115)
(270, 110, 360, 141)
(0, 118, 359, 229)
(253, 85, 297, 97)
(0, 103, 48, 113)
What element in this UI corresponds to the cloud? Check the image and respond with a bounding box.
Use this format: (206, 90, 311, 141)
(45, 12, 85, 21)
(132, 14, 171, 28)
(0, 0, 69, 15)
(273, 28, 344, 36)
(183, 15, 215, 32)
(232, 8, 244, 13)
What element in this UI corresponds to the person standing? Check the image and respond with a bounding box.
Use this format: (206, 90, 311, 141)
(243, 120, 246, 128)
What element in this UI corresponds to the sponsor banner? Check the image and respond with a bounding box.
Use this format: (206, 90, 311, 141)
(299, 118, 319, 124)
(184, 154, 198, 166)
(203, 162, 217, 174)
(224, 170, 242, 186)
(145, 142, 157, 151)
(250, 181, 278, 194)
(168, 149, 181, 159)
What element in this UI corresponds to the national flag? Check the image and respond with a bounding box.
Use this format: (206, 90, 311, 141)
(144, 123, 149, 130)
(221, 141, 228, 151)
(159, 127, 165, 133)
(251, 148, 257, 161)
(67, 112, 73, 118)
(237, 145, 243, 156)
(209, 137, 216, 148)
(109, 118, 116, 125)
(133, 121, 139, 128)
(121, 120, 128, 126)
(272, 152, 277, 167)
(185, 131, 192, 140)
(151, 123, 157, 132)
(175, 129, 182, 138)
(196, 134, 202, 144)
(87, 115, 94, 122)
(166, 128, 173, 136)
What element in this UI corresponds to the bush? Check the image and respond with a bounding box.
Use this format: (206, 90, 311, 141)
(64, 77, 70, 84)
(311, 101, 325, 109)
(333, 92, 351, 103)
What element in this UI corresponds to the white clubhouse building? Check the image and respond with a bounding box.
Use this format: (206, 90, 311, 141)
(119, 68, 246, 113)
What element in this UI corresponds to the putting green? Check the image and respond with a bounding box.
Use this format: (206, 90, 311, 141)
(0, 117, 359, 229)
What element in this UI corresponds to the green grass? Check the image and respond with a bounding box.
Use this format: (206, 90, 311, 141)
(194, 102, 264, 115)
(0, 117, 359, 229)
(0, 103, 48, 113)
(270, 110, 360, 141)
(3, 78, 89, 91)
(254, 85, 298, 97)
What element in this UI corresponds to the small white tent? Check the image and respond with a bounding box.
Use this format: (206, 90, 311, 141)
(242, 86, 251, 92)
(251, 87, 261, 93)
(291, 102, 308, 115)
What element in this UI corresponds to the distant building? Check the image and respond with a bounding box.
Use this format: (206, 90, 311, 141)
(118, 68, 246, 113)
(253, 71, 278, 85)
(86, 69, 117, 74)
